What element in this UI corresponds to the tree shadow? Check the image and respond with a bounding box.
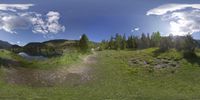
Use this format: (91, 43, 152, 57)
(0, 58, 20, 68)
(183, 53, 200, 65)
(152, 49, 200, 66)
(152, 49, 166, 57)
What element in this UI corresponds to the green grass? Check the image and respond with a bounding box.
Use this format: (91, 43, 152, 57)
(0, 49, 86, 69)
(0, 49, 15, 60)
(197, 49, 200, 56)
(0, 48, 200, 99)
(20, 51, 85, 69)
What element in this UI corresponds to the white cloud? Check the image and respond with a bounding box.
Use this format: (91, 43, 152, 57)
(31, 11, 65, 34)
(147, 4, 200, 36)
(134, 27, 140, 31)
(0, 13, 31, 33)
(131, 27, 140, 32)
(0, 4, 65, 34)
(17, 41, 21, 44)
(0, 4, 34, 12)
(147, 4, 200, 15)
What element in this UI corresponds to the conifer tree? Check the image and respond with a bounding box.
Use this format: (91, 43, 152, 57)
(79, 34, 89, 52)
(121, 34, 127, 50)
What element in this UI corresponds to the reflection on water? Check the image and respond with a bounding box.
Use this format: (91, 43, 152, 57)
(18, 52, 47, 61)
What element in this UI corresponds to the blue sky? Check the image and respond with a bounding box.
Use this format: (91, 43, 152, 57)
(0, 0, 200, 45)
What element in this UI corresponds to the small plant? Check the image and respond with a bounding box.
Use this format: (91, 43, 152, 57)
(147, 66, 154, 73)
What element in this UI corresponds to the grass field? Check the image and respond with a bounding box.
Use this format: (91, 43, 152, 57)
(0, 49, 85, 69)
(0, 48, 200, 99)
(20, 51, 86, 69)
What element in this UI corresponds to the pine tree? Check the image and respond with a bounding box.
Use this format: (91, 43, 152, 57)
(79, 34, 89, 52)
(151, 32, 161, 47)
(127, 36, 133, 48)
(159, 36, 173, 51)
(146, 33, 151, 48)
(121, 34, 127, 50)
(139, 33, 147, 49)
(109, 36, 115, 49)
(184, 34, 197, 53)
(115, 33, 122, 50)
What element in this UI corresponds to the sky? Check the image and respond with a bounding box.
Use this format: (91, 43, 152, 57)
(0, 0, 200, 45)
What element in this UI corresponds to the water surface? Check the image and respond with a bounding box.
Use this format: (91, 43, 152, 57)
(18, 52, 47, 61)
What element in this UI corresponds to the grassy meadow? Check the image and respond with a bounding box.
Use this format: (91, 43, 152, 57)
(0, 48, 200, 99)
(0, 49, 86, 69)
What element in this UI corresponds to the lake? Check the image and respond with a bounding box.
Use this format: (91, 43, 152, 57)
(18, 52, 48, 61)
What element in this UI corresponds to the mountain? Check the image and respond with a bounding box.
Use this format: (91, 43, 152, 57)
(23, 42, 51, 56)
(11, 45, 22, 53)
(22, 39, 79, 56)
(0, 40, 12, 49)
(43, 39, 79, 49)
(197, 40, 200, 48)
(24, 42, 48, 48)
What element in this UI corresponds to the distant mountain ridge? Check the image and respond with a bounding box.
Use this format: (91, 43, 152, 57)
(0, 39, 80, 56)
(0, 40, 12, 49)
(197, 40, 200, 47)
(21, 39, 79, 56)
(42, 39, 79, 49)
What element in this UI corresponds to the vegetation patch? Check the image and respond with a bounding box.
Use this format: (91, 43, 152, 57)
(127, 48, 183, 74)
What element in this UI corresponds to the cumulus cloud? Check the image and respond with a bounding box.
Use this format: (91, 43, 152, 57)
(17, 41, 21, 44)
(31, 11, 65, 34)
(134, 27, 140, 31)
(147, 4, 200, 15)
(0, 4, 34, 12)
(131, 27, 140, 32)
(0, 4, 65, 34)
(147, 3, 200, 36)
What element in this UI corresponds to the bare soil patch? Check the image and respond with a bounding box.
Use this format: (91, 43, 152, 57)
(3, 52, 97, 87)
(129, 57, 180, 69)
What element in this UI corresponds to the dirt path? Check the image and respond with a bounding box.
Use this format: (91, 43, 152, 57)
(3, 52, 97, 87)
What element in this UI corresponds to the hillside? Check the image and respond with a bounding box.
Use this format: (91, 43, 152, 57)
(22, 39, 79, 56)
(0, 40, 12, 49)
(197, 40, 200, 47)
(43, 39, 79, 49)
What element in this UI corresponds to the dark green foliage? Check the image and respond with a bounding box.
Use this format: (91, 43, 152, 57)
(150, 32, 161, 47)
(79, 34, 90, 52)
(127, 35, 138, 49)
(172, 34, 197, 56)
(98, 32, 197, 58)
(11, 45, 23, 53)
(23, 42, 58, 57)
(138, 33, 150, 49)
(99, 40, 108, 50)
(0, 40, 12, 49)
(100, 33, 127, 50)
(21, 39, 79, 57)
(159, 35, 173, 51)
(183, 34, 197, 53)
(114, 33, 122, 50)
(121, 34, 127, 50)
(108, 36, 115, 49)
(197, 40, 200, 48)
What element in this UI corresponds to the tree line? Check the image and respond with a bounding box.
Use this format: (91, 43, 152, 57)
(99, 32, 199, 55)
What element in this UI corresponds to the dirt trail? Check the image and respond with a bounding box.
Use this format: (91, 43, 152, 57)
(3, 52, 97, 87)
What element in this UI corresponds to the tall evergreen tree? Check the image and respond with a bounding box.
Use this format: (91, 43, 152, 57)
(159, 36, 173, 51)
(146, 33, 151, 48)
(109, 36, 115, 49)
(79, 34, 89, 52)
(139, 33, 148, 49)
(183, 34, 197, 53)
(115, 33, 122, 50)
(127, 36, 133, 48)
(151, 32, 161, 47)
(121, 34, 127, 50)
